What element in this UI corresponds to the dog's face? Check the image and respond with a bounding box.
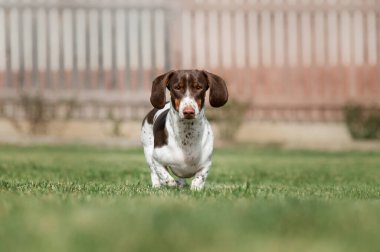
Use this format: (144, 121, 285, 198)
(150, 70, 228, 119)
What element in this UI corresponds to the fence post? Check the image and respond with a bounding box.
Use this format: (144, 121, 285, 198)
(150, 8, 156, 80)
(168, 1, 181, 70)
(97, 8, 103, 89)
(72, 8, 78, 90)
(58, 8, 64, 89)
(111, 8, 117, 90)
(124, 8, 130, 90)
(84, 9, 90, 89)
(17, 8, 25, 89)
(45, 7, 51, 89)
(32, 7, 38, 89)
(377, 6, 380, 98)
(164, 6, 171, 71)
(4, 6, 12, 89)
(137, 8, 144, 90)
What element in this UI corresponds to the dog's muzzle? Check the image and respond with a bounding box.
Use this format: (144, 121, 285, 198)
(183, 106, 196, 119)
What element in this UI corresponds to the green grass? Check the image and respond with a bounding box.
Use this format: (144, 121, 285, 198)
(0, 144, 380, 252)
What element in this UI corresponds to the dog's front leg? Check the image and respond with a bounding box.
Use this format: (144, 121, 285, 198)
(152, 159, 177, 187)
(191, 161, 211, 191)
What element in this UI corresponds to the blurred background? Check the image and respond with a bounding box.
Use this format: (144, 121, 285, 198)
(0, 0, 379, 148)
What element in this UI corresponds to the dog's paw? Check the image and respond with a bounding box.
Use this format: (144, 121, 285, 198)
(190, 176, 206, 191)
(190, 184, 204, 191)
(151, 182, 161, 188)
(190, 181, 204, 191)
(163, 178, 177, 187)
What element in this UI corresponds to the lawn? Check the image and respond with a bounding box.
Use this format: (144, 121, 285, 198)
(0, 144, 380, 252)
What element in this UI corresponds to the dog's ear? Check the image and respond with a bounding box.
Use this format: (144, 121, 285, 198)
(150, 70, 175, 109)
(202, 71, 228, 107)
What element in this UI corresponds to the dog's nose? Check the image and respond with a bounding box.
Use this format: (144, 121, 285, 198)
(183, 106, 195, 118)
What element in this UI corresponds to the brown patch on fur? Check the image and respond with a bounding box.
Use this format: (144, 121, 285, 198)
(202, 71, 228, 107)
(196, 99, 202, 110)
(175, 99, 181, 111)
(153, 109, 169, 148)
(150, 71, 175, 109)
(142, 108, 159, 126)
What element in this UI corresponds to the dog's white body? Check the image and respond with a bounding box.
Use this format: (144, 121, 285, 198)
(141, 70, 228, 190)
(141, 102, 213, 190)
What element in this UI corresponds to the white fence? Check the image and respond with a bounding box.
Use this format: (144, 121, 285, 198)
(0, 0, 379, 121)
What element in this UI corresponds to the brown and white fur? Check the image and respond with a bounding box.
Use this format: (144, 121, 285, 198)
(140, 70, 228, 190)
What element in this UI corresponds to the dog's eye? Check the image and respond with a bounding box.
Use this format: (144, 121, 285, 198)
(195, 85, 202, 90)
(173, 85, 181, 90)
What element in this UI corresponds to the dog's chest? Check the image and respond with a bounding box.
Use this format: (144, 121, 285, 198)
(153, 119, 212, 178)
(171, 126, 203, 165)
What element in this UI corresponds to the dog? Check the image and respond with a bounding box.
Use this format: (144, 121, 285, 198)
(141, 70, 228, 190)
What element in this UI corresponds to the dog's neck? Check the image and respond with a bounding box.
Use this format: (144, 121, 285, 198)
(168, 105, 206, 145)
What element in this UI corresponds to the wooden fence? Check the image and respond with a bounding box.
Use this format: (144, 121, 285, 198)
(0, 0, 379, 121)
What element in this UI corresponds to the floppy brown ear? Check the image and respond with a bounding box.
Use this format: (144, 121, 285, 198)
(150, 71, 174, 109)
(203, 71, 228, 107)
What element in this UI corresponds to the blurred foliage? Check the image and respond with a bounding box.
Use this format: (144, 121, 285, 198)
(8, 92, 78, 135)
(206, 99, 250, 142)
(107, 109, 124, 137)
(344, 103, 380, 140)
(20, 93, 49, 134)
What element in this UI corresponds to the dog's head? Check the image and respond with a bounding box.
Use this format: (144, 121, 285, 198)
(150, 70, 228, 120)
